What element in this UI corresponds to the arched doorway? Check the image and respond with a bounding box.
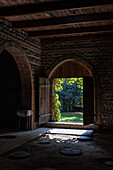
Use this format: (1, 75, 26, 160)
(0, 41, 33, 130)
(0, 50, 21, 127)
(47, 58, 99, 126)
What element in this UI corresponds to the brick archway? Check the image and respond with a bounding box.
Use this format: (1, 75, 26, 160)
(0, 41, 33, 110)
(47, 56, 101, 124)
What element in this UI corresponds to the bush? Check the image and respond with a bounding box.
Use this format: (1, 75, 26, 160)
(53, 94, 61, 121)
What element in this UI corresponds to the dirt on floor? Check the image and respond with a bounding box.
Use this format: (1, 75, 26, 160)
(0, 131, 113, 170)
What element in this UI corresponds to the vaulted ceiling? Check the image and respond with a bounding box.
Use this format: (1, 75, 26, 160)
(0, 0, 113, 41)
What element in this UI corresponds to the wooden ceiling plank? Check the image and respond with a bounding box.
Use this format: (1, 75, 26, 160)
(26, 25, 113, 37)
(36, 30, 113, 39)
(17, 19, 113, 32)
(11, 11, 113, 28)
(40, 33, 113, 42)
(3, 4, 113, 21)
(0, 0, 113, 17)
(0, 0, 60, 7)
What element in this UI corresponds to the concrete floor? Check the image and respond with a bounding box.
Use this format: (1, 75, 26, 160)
(0, 128, 113, 170)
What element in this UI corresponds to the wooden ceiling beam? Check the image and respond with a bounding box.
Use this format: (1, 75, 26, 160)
(12, 12, 113, 28)
(27, 25, 113, 37)
(41, 33, 113, 43)
(20, 19, 113, 32)
(0, 0, 113, 17)
(38, 30, 113, 39)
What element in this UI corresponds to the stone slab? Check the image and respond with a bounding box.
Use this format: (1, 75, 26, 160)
(48, 128, 94, 136)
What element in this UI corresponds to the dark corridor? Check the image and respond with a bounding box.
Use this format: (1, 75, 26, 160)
(0, 50, 21, 127)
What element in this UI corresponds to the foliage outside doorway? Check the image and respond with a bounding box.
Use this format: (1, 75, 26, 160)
(53, 78, 83, 122)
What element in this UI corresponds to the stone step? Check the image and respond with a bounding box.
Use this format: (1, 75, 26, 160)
(47, 128, 94, 136)
(43, 122, 99, 130)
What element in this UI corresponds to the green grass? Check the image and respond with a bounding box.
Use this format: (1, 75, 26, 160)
(59, 112, 83, 122)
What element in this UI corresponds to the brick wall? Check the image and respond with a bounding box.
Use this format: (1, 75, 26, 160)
(41, 39, 113, 130)
(1, 17, 113, 130)
(0, 18, 41, 129)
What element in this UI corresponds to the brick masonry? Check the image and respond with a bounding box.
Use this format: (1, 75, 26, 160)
(0, 18, 41, 129)
(0, 18, 113, 130)
(41, 38, 113, 130)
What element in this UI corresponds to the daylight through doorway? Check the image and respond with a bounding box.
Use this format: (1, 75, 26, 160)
(53, 78, 83, 124)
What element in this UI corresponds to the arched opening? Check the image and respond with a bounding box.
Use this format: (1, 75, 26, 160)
(0, 50, 21, 127)
(48, 58, 98, 126)
(0, 41, 33, 131)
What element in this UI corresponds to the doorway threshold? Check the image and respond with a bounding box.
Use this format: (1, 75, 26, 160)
(43, 121, 99, 130)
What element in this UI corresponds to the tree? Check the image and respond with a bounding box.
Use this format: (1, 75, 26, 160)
(53, 78, 83, 121)
(58, 79, 83, 112)
(66, 78, 83, 90)
(54, 78, 65, 92)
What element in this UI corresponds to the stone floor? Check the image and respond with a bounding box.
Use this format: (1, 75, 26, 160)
(0, 128, 113, 170)
(0, 127, 50, 155)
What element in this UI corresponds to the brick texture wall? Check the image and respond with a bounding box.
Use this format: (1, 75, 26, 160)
(1, 18, 113, 130)
(41, 39, 113, 130)
(0, 18, 41, 129)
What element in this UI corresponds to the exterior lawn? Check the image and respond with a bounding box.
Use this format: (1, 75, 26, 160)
(60, 112, 83, 122)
